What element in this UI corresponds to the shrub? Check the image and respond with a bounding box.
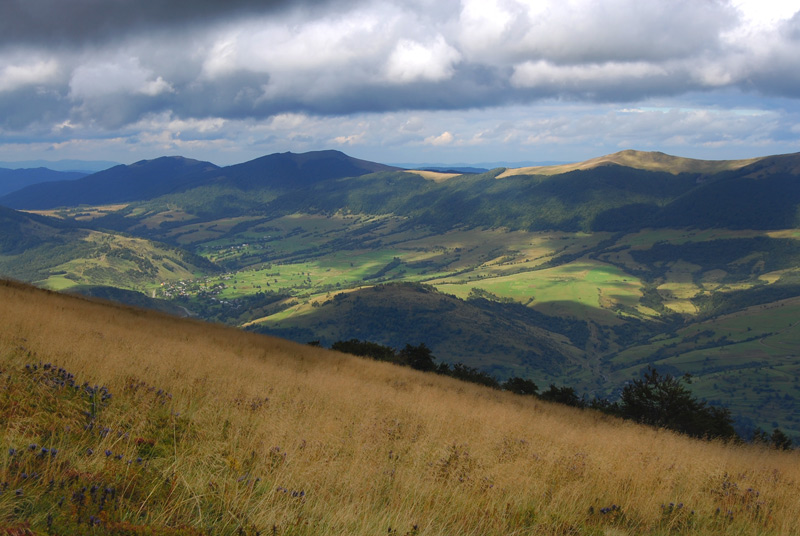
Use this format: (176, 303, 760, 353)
(618, 367, 736, 440)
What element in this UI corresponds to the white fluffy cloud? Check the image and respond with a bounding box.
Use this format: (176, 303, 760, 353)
(424, 131, 455, 146)
(511, 60, 670, 89)
(70, 57, 174, 98)
(384, 35, 461, 83)
(0, 58, 60, 92)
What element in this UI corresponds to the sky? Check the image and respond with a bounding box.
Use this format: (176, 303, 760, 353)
(1, 0, 799, 167)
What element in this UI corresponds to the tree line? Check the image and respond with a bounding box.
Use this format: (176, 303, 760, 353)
(321, 338, 793, 449)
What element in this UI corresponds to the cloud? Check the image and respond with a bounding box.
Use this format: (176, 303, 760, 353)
(70, 58, 174, 98)
(1, 0, 800, 164)
(333, 133, 365, 145)
(0, 0, 359, 47)
(384, 35, 461, 83)
(0, 58, 60, 92)
(425, 131, 454, 146)
(511, 60, 670, 91)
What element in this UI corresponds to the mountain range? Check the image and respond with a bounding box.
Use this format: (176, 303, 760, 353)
(1, 147, 799, 438)
(0, 166, 87, 197)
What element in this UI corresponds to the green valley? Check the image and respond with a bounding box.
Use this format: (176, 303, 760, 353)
(2, 149, 800, 439)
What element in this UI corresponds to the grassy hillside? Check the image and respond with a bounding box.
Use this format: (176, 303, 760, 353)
(2, 278, 800, 535)
(0, 205, 218, 292)
(252, 282, 588, 382)
(497, 149, 763, 177)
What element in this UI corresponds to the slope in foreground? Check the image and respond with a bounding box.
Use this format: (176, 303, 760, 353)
(1, 281, 799, 535)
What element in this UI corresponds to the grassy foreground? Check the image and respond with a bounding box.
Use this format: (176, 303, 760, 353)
(1, 279, 799, 535)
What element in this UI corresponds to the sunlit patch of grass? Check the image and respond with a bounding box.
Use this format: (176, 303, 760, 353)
(434, 261, 643, 313)
(24, 204, 130, 222)
(35, 232, 199, 292)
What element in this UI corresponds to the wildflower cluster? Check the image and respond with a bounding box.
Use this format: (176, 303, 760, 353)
(25, 362, 77, 389)
(708, 473, 768, 524)
(587, 503, 626, 527)
(275, 486, 306, 500)
(1, 362, 185, 534)
(23, 361, 113, 422)
(124, 377, 173, 405)
(657, 501, 697, 531)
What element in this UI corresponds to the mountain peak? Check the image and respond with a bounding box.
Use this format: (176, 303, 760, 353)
(498, 150, 764, 177)
(219, 150, 401, 189)
(0, 156, 220, 209)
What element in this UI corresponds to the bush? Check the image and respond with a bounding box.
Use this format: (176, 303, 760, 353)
(331, 339, 396, 362)
(618, 367, 736, 440)
(502, 377, 539, 396)
(540, 384, 584, 407)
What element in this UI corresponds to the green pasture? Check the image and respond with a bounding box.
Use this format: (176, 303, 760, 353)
(38, 274, 78, 291)
(610, 299, 800, 373)
(205, 248, 436, 300)
(195, 213, 415, 266)
(432, 260, 642, 311)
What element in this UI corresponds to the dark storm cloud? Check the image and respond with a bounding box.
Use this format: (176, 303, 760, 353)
(0, 86, 69, 130)
(0, 0, 357, 47)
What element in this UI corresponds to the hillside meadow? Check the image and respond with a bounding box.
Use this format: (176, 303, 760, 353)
(1, 279, 800, 535)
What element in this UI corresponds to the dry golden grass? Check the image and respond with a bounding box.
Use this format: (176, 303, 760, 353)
(402, 170, 461, 182)
(23, 204, 130, 220)
(497, 150, 761, 178)
(2, 278, 799, 535)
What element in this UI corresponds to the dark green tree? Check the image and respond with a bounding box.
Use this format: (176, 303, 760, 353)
(752, 427, 770, 444)
(331, 339, 396, 362)
(770, 428, 793, 450)
(540, 384, 584, 407)
(446, 363, 500, 388)
(502, 377, 539, 396)
(619, 367, 736, 439)
(399, 343, 437, 372)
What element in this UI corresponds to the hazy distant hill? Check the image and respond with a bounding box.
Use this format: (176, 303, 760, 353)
(238, 155, 800, 233)
(0, 150, 401, 210)
(497, 149, 763, 177)
(5, 149, 798, 235)
(0, 156, 220, 209)
(0, 158, 118, 172)
(0, 167, 87, 196)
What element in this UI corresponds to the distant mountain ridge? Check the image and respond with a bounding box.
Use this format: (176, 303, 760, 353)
(0, 159, 119, 172)
(0, 167, 87, 197)
(497, 149, 766, 177)
(3, 148, 798, 233)
(211, 149, 401, 190)
(0, 150, 401, 210)
(0, 156, 220, 209)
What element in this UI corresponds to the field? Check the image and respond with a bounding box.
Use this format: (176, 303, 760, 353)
(433, 261, 642, 315)
(3, 278, 800, 535)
